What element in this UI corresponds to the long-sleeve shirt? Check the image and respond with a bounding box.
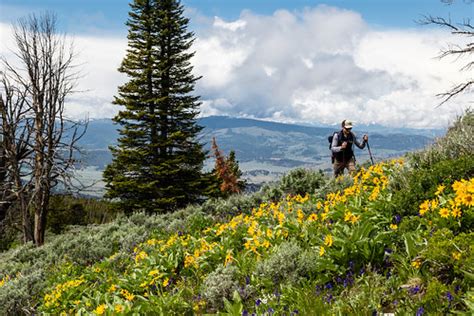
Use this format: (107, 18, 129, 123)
(331, 131, 366, 153)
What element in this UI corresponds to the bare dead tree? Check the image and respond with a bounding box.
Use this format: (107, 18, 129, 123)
(0, 74, 34, 242)
(419, 12, 473, 106)
(2, 12, 87, 245)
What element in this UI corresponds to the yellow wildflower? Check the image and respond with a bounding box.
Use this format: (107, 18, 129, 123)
(108, 284, 117, 292)
(419, 200, 430, 216)
(121, 289, 135, 301)
(411, 259, 422, 269)
(439, 208, 450, 218)
(262, 239, 271, 248)
(184, 255, 196, 268)
(435, 184, 445, 196)
(321, 211, 328, 221)
(94, 304, 106, 315)
(254, 239, 261, 247)
(277, 212, 285, 225)
(248, 220, 258, 236)
(319, 246, 325, 257)
(308, 213, 318, 222)
(216, 224, 227, 236)
(115, 304, 124, 313)
(452, 252, 461, 260)
(162, 277, 170, 287)
(297, 209, 304, 224)
(390, 224, 398, 230)
(452, 207, 462, 218)
(135, 251, 148, 263)
(0, 275, 10, 287)
(324, 234, 333, 247)
(224, 252, 233, 266)
(266, 228, 273, 238)
(461, 192, 473, 207)
(244, 239, 252, 249)
(369, 186, 380, 201)
(350, 214, 360, 224)
(344, 211, 353, 222)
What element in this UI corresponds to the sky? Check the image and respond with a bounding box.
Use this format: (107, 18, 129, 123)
(0, 0, 472, 129)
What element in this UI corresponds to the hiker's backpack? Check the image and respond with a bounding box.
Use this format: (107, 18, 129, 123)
(328, 131, 343, 163)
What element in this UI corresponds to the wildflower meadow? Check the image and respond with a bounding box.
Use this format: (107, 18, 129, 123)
(0, 113, 473, 315)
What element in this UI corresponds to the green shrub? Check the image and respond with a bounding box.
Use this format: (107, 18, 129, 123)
(260, 168, 328, 201)
(388, 155, 474, 217)
(47, 194, 116, 234)
(201, 265, 240, 310)
(410, 110, 473, 168)
(256, 241, 305, 285)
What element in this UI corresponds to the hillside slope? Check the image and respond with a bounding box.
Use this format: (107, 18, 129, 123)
(0, 112, 471, 315)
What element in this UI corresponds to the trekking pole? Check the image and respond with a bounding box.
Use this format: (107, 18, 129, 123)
(366, 141, 375, 165)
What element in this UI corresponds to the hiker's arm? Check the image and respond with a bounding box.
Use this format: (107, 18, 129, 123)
(354, 133, 368, 149)
(331, 134, 344, 153)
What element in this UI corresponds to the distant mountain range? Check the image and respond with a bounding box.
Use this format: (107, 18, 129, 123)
(75, 116, 439, 195)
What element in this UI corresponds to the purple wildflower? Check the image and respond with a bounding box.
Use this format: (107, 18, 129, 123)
(255, 299, 262, 306)
(315, 285, 322, 295)
(242, 311, 249, 316)
(325, 293, 333, 304)
(409, 285, 420, 295)
(446, 291, 453, 302)
(416, 306, 424, 316)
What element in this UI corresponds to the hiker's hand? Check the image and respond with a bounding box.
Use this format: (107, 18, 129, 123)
(363, 134, 368, 142)
(341, 141, 347, 149)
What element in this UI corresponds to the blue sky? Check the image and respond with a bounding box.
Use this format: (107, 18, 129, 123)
(0, 0, 470, 34)
(0, 0, 472, 128)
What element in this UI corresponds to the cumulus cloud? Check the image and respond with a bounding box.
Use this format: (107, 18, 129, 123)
(0, 22, 127, 120)
(1, 5, 471, 129)
(192, 6, 471, 128)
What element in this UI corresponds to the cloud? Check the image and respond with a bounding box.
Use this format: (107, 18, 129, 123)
(0, 22, 127, 120)
(191, 6, 471, 128)
(1, 5, 471, 129)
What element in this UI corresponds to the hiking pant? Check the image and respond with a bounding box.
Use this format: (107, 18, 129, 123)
(333, 157, 356, 177)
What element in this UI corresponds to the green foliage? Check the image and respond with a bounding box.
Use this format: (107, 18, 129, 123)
(0, 214, 167, 314)
(389, 155, 474, 217)
(47, 194, 115, 234)
(201, 265, 240, 310)
(256, 241, 303, 284)
(261, 167, 327, 201)
(103, 0, 206, 213)
(0, 111, 473, 315)
(410, 110, 473, 168)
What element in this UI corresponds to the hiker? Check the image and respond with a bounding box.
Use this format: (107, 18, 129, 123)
(331, 119, 368, 177)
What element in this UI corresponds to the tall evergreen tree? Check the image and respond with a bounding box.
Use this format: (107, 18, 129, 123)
(103, 0, 205, 213)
